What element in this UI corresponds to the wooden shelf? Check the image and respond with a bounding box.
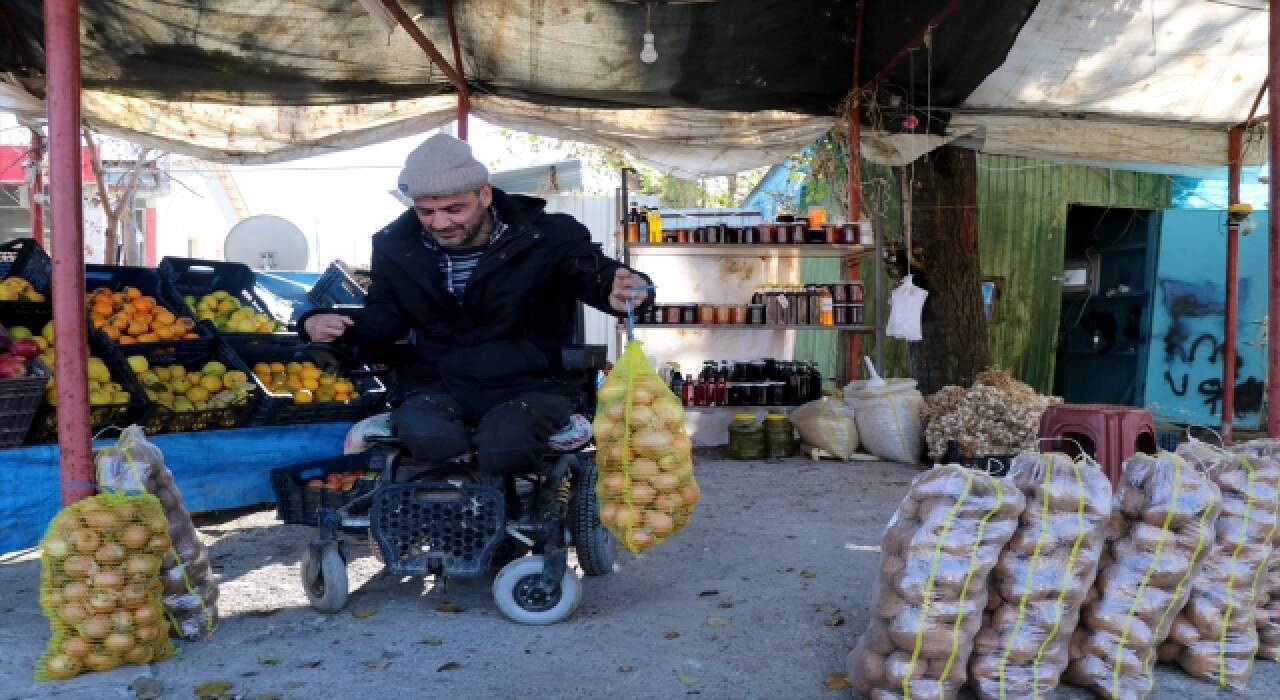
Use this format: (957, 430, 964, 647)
(629, 323, 874, 332)
(625, 243, 871, 259)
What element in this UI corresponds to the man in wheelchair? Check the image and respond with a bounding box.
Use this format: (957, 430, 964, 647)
(300, 133, 652, 473)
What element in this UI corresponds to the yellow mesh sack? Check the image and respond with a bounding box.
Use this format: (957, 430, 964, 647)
(35, 491, 176, 680)
(593, 339, 699, 553)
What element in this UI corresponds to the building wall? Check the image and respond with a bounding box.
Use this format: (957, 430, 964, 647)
(977, 154, 1173, 393)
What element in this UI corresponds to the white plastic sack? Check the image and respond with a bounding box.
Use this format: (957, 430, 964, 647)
(791, 398, 859, 459)
(887, 274, 928, 342)
(846, 378, 924, 464)
(344, 412, 393, 454)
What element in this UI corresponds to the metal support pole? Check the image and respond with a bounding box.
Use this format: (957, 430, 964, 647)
(29, 130, 44, 245)
(442, 0, 469, 141)
(1268, 5, 1280, 437)
(380, 0, 468, 95)
(846, 0, 867, 382)
(1224, 127, 1242, 441)
(45, 0, 94, 504)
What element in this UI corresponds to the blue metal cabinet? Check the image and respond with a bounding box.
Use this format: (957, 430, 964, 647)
(1142, 209, 1270, 428)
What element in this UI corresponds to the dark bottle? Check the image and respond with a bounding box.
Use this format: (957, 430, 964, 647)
(716, 376, 729, 406)
(680, 374, 694, 406)
(670, 372, 684, 398)
(637, 206, 650, 241)
(808, 362, 824, 400)
(693, 379, 708, 406)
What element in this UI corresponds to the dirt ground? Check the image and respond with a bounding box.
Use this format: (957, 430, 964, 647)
(3, 454, 1280, 699)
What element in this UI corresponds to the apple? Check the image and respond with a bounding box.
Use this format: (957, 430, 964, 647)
(11, 338, 40, 359)
(0, 356, 28, 378)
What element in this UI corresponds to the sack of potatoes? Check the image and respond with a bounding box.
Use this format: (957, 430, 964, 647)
(847, 464, 1025, 700)
(967, 451, 1112, 700)
(592, 340, 699, 553)
(1160, 442, 1280, 691)
(1063, 451, 1222, 700)
(95, 426, 219, 639)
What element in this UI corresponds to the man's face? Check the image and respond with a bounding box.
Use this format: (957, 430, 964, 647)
(413, 185, 493, 248)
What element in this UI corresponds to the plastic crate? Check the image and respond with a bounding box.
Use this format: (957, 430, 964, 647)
(270, 454, 380, 526)
(306, 261, 368, 307)
(230, 335, 387, 426)
(1156, 427, 1181, 452)
(86, 264, 217, 365)
(119, 340, 263, 435)
(0, 323, 50, 447)
(159, 257, 297, 347)
(0, 238, 53, 329)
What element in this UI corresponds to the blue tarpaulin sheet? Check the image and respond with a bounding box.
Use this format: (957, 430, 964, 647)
(0, 422, 349, 554)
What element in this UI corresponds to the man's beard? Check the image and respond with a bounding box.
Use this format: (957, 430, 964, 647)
(429, 209, 490, 249)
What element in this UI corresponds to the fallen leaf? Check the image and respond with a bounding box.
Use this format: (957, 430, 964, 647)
(258, 656, 283, 666)
(362, 659, 391, 669)
(799, 569, 817, 579)
(419, 635, 444, 646)
(823, 614, 846, 627)
(697, 589, 719, 597)
(662, 629, 680, 639)
(437, 662, 462, 672)
(775, 566, 795, 574)
(282, 682, 305, 690)
(675, 670, 700, 685)
(250, 695, 283, 700)
(717, 602, 734, 609)
(352, 608, 377, 619)
(130, 677, 162, 700)
(193, 680, 233, 698)
(436, 601, 463, 614)
(618, 665, 635, 673)
(824, 673, 851, 691)
(706, 616, 730, 626)
(302, 659, 322, 668)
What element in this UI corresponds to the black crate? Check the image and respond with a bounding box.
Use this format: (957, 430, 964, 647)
(270, 454, 380, 526)
(119, 340, 264, 435)
(0, 238, 53, 329)
(86, 264, 217, 365)
(229, 336, 387, 426)
(307, 262, 367, 307)
(160, 257, 296, 347)
(0, 323, 49, 447)
(370, 481, 505, 576)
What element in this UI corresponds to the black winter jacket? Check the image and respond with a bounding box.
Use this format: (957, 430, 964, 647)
(300, 188, 650, 419)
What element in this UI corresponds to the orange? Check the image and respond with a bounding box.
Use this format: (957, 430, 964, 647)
(182, 332, 200, 339)
(125, 287, 142, 300)
(102, 326, 121, 341)
(91, 316, 108, 330)
(111, 315, 130, 331)
(136, 333, 159, 343)
(91, 301, 113, 317)
(121, 302, 137, 316)
(134, 297, 155, 313)
(153, 309, 175, 325)
(126, 321, 148, 336)
(117, 336, 136, 345)
(154, 325, 178, 340)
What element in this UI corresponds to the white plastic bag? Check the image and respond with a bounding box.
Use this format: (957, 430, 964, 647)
(791, 398, 859, 459)
(344, 412, 393, 454)
(846, 378, 924, 464)
(887, 274, 928, 342)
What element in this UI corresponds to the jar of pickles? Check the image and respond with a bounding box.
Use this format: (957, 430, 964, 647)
(729, 414, 765, 460)
(763, 412, 797, 458)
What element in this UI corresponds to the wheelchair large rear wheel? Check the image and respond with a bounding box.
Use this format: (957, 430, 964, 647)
(570, 456, 616, 576)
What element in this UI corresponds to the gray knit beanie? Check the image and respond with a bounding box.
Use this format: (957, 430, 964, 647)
(397, 133, 490, 199)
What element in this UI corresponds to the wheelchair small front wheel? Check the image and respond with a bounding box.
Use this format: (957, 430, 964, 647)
(492, 555, 582, 625)
(302, 544, 349, 613)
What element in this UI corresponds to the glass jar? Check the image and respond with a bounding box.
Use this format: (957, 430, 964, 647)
(748, 304, 765, 325)
(728, 414, 765, 460)
(715, 305, 733, 324)
(727, 383, 745, 406)
(681, 305, 697, 324)
(763, 412, 797, 458)
(697, 304, 716, 324)
(766, 381, 786, 406)
(730, 305, 749, 325)
(664, 305, 683, 324)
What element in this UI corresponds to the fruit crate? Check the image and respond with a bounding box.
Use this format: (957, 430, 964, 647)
(0, 322, 50, 447)
(117, 340, 264, 435)
(86, 264, 217, 366)
(306, 261, 368, 308)
(0, 238, 53, 330)
(229, 335, 387, 426)
(159, 257, 296, 349)
(270, 454, 380, 526)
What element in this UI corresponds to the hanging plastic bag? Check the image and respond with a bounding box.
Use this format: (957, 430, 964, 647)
(1063, 452, 1222, 700)
(593, 339, 699, 553)
(344, 412, 393, 454)
(96, 426, 218, 639)
(35, 492, 177, 680)
(887, 274, 928, 342)
(847, 464, 1026, 699)
(967, 451, 1112, 699)
(791, 398, 859, 459)
(1159, 441, 1280, 691)
(846, 377, 923, 464)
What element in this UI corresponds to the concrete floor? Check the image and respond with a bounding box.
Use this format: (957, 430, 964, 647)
(1, 455, 1279, 699)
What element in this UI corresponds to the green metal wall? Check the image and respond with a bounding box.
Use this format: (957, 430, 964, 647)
(976, 154, 1172, 392)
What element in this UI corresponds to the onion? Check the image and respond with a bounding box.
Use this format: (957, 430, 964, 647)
(614, 505, 639, 528)
(84, 652, 120, 672)
(604, 402, 626, 422)
(604, 444, 627, 466)
(680, 481, 701, 505)
(88, 590, 118, 614)
(597, 381, 626, 405)
(46, 654, 81, 679)
(118, 524, 149, 550)
(95, 542, 126, 565)
(602, 471, 628, 495)
(121, 582, 148, 609)
(94, 569, 125, 591)
(652, 473, 681, 493)
(629, 482, 657, 505)
(632, 429, 671, 458)
(109, 610, 135, 633)
(104, 632, 134, 654)
(143, 512, 170, 535)
(63, 581, 89, 601)
(70, 528, 101, 554)
(43, 588, 65, 609)
(631, 386, 654, 405)
(123, 646, 152, 665)
(592, 420, 620, 444)
(126, 554, 157, 577)
(62, 636, 91, 659)
(646, 511, 675, 536)
(135, 623, 160, 642)
(133, 605, 156, 626)
(630, 459, 660, 479)
(62, 554, 93, 579)
(84, 509, 118, 532)
(655, 493, 684, 513)
(652, 398, 684, 427)
(671, 433, 693, 457)
(628, 405, 659, 429)
(53, 511, 82, 534)
(599, 503, 617, 526)
(146, 533, 172, 555)
(628, 528, 654, 549)
(112, 502, 138, 522)
(80, 615, 110, 639)
(59, 602, 89, 625)
(44, 536, 71, 559)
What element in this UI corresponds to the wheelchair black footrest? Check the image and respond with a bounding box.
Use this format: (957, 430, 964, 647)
(370, 481, 506, 577)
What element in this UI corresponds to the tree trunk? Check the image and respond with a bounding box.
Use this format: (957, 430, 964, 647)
(905, 145, 990, 394)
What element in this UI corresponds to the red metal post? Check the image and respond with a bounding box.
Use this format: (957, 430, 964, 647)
(442, 0, 469, 141)
(380, 0, 468, 95)
(846, 0, 867, 382)
(45, 0, 94, 504)
(29, 131, 44, 245)
(1223, 126, 1242, 441)
(1269, 5, 1280, 437)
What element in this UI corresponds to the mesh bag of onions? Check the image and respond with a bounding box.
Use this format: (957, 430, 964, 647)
(593, 340, 699, 553)
(35, 492, 177, 680)
(1062, 452, 1222, 700)
(1157, 441, 1280, 691)
(96, 426, 218, 639)
(1257, 549, 1280, 661)
(847, 465, 1025, 700)
(967, 451, 1112, 699)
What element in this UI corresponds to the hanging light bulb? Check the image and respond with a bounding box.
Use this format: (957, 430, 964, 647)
(640, 3, 658, 64)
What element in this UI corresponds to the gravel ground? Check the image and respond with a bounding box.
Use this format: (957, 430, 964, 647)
(2, 454, 1279, 699)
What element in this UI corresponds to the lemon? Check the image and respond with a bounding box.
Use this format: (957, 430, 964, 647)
(154, 367, 171, 381)
(169, 366, 187, 379)
(186, 386, 210, 402)
(169, 377, 191, 394)
(303, 378, 319, 391)
(125, 355, 149, 374)
(112, 391, 130, 404)
(201, 361, 227, 377)
(293, 389, 314, 404)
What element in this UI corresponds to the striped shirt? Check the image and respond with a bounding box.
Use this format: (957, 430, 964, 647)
(423, 207, 508, 300)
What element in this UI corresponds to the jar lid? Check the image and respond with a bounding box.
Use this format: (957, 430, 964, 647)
(765, 413, 788, 421)
(733, 413, 757, 421)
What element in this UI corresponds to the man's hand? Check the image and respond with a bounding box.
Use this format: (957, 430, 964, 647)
(609, 268, 650, 313)
(304, 314, 354, 342)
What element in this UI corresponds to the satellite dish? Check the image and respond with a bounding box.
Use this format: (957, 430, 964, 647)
(224, 215, 310, 270)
